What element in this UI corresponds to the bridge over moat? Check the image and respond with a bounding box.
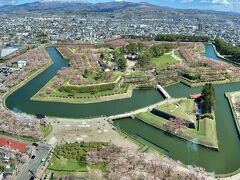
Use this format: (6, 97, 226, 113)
(156, 85, 171, 100)
(109, 99, 175, 121)
(108, 85, 172, 121)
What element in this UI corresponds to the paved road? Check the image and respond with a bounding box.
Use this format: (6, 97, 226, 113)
(16, 143, 51, 180)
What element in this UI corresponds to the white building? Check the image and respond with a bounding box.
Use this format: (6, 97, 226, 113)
(0, 47, 19, 59)
(17, 60, 27, 68)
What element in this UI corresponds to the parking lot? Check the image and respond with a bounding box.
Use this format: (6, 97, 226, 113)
(0, 66, 17, 83)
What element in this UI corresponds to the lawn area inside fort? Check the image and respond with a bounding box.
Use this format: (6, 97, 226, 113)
(151, 53, 179, 69)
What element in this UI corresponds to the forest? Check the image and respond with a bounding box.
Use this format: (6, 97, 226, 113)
(155, 34, 209, 42)
(202, 83, 216, 114)
(214, 38, 240, 63)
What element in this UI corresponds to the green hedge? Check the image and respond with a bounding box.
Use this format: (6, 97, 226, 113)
(155, 34, 209, 42)
(59, 82, 116, 93)
(180, 71, 200, 80)
(214, 38, 240, 63)
(200, 113, 214, 120)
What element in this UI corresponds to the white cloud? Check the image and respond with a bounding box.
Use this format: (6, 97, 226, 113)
(181, 0, 194, 3)
(41, 0, 86, 2)
(200, 0, 240, 5)
(199, 0, 240, 12)
(0, 0, 17, 5)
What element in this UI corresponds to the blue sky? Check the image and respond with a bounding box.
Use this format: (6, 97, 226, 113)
(0, 0, 240, 12)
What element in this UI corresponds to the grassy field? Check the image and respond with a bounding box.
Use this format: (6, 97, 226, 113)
(49, 155, 88, 172)
(123, 71, 146, 78)
(136, 112, 166, 130)
(156, 99, 196, 123)
(135, 99, 218, 149)
(151, 54, 179, 69)
(39, 124, 53, 138)
(68, 47, 77, 54)
(48, 142, 107, 178)
(80, 71, 121, 85)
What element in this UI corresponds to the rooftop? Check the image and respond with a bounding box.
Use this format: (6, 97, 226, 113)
(190, 93, 203, 99)
(0, 47, 19, 58)
(0, 137, 27, 153)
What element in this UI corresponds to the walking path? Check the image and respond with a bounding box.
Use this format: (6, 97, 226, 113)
(109, 98, 177, 121)
(171, 49, 182, 63)
(229, 92, 240, 134)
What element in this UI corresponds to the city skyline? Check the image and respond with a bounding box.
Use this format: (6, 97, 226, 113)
(0, 0, 240, 13)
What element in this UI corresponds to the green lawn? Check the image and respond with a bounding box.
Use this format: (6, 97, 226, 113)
(82, 71, 121, 84)
(40, 124, 53, 138)
(136, 112, 166, 130)
(156, 99, 196, 123)
(124, 71, 146, 78)
(48, 142, 107, 177)
(68, 47, 77, 54)
(49, 155, 88, 172)
(151, 54, 179, 69)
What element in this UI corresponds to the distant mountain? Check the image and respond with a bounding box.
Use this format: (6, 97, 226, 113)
(0, 1, 160, 13)
(0, 1, 238, 16)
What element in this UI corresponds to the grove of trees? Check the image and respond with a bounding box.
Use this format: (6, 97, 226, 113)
(202, 83, 216, 114)
(112, 50, 127, 71)
(54, 142, 107, 162)
(86, 144, 214, 179)
(59, 81, 116, 94)
(155, 34, 209, 42)
(0, 108, 45, 140)
(214, 38, 240, 63)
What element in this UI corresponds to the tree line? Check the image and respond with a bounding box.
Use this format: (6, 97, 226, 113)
(202, 83, 216, 114)
(214, 38, 240, 63)
(123, 42, 175, 68)
(154, 34, 209, 42)
(121, 34, 210, 42)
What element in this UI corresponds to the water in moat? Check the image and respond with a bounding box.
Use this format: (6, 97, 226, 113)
(5, 45, 240, 174)
(204, 43, 221, 61)
(5, 47, 164, 118)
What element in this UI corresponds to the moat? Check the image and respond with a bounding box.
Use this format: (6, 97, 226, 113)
(5, 44, 240, 175)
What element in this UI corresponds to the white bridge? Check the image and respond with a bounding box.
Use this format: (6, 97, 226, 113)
(108, 85, 172, 121)
(156, 85, 171, 100)
(109, 98, 176, 121)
